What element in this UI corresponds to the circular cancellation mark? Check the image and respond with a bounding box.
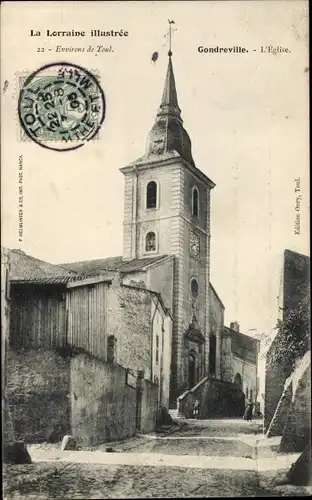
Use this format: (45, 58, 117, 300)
(18, 62, 106, 152)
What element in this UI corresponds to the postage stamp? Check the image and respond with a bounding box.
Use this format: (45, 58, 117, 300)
(18, 62, 105, 151)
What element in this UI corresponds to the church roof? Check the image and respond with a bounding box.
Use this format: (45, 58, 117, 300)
(59, 254, 170, 275)
(141, 55, 196, 167)
(121, 55, 215, 189)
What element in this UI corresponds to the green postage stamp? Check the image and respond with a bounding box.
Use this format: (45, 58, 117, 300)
(18, 62, 105, 151)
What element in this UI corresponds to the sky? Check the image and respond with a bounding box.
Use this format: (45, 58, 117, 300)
(2, 1, 309, 336)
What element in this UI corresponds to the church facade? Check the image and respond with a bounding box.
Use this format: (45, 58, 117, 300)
(57, 52, 258, 408)
(120, 54, 215, 401)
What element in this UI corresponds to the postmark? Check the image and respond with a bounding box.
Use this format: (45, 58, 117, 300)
(18, 62, 105, 151)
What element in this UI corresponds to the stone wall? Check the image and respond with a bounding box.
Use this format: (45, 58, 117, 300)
(283, 249, 310, 313)
(139, 378, 159, 434)
(280, 355, 311, 452)
(107, 283, 152, 379)
(220, 336, 233, 382)
(266, 378, 293, 437)
(70, 353, 137, 445)
(209, 284, 224, 379)
(265, 250, 310, 433)
(146, 257, 174, 312)
(264, 337, 292, 432)
(6, 348, 71, 443)
(6, 348, 161, 446)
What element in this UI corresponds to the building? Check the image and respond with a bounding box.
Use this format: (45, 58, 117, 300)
(58, 52, 261, 408)
(265, 249, 310, 452)
(9, 270, 172, 410)
(61, 52, 216, 404)
(221, 322, 259, 406)
(5, 248, 172, 444)
(6, 51, 260, 421)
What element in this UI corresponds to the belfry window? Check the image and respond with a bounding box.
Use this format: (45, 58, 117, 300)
(145, 232, 156, 252)
(146, 181, 157, 209)
(192, 186, 199, 217)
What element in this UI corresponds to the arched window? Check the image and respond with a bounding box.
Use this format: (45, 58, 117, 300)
(192, 186, 199, 217)
(146, 181, 157, 209)
(250, 389, 253, 401)
(190, 278, 199, 299)
(246, 387, 249, 399)
(145, 232, 156, 252)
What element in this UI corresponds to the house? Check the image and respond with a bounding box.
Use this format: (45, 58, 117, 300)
(6, 248, 172, 444)
(221, 322, 259, 407)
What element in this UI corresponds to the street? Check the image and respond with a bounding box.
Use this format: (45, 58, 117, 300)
(3, 418, 311, 498)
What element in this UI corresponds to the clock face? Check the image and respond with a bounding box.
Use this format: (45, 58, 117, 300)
(190, 232, 200, 258)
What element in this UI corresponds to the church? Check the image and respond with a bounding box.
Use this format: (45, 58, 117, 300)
(4, 50, 259, 416)
(60, 50, 259, 408)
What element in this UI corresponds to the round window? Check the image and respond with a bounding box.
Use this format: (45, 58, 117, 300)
(190, 278, 199, 299)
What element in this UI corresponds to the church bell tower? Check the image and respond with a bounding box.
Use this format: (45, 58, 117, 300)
(120, 47, 215, 400)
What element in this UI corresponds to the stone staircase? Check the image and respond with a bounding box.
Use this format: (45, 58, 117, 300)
(169, 408, 185, 420)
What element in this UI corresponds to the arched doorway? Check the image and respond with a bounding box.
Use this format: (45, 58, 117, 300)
(188, 353, 196, 389)
(234, 373, 242, 390)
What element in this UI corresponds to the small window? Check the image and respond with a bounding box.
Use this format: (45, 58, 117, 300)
(156, 335, 159, 364)
(191, 278, 199, 299)
(246, 387, 249, 399)
(192, 186, 199, 217)
(146, 181, 157, 209)
(107, 335, 116, 363)
(145, 232, 156, 252)
(250, 389, 253, 401)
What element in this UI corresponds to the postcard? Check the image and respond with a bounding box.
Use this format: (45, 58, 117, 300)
(2, 1, 310, 497)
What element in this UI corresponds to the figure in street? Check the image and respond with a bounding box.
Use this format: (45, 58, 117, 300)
(193, 399, 200, 419)
(243, 399, 253, 422)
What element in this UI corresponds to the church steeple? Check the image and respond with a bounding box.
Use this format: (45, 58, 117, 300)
(146, 54, 195, 167)
(158, 56, 181, 119)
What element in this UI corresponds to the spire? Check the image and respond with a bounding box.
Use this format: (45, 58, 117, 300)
(158, 55, 181, 119)
(145, 54, 195, 167)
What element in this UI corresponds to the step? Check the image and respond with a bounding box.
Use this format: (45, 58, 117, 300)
(169, 409, 185, 420)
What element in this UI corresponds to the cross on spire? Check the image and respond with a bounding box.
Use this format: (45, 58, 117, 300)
(167, 19, 175, 57)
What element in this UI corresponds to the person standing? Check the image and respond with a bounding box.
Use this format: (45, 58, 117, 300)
(243, 399, 253, 422)
(193, 399, 200, 419)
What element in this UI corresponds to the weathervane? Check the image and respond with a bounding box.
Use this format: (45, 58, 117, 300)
(151, 19, 176, 63)
(167, 19, 175, 56)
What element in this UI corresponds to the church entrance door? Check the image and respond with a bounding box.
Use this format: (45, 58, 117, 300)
(188, 353, 196, 389)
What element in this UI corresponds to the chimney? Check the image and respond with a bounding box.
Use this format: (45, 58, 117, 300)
(230, 321, 240, 332)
